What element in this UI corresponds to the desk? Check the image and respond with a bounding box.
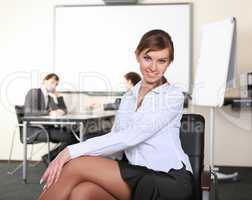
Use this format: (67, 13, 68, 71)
(224, 88, 252, 108)
(22, 111, 116, 183)
(224, 97, 252, 109)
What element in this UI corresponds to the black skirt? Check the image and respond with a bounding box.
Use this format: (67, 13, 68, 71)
(117, 160, 194, 200)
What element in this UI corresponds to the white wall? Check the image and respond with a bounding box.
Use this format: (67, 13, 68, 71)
(1, 0, 252, 167)
(0, 0, 104, 160)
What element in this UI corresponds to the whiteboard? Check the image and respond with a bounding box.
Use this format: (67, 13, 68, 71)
(54, 4, 192, 92)
(192, 18, 236, 107)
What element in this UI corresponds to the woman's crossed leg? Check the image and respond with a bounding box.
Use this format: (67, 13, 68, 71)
(69, 182, 117, 200)
(38, 156, 131, 200)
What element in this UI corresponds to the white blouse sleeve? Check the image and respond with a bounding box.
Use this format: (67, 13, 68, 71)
(67, 91, 184, 159)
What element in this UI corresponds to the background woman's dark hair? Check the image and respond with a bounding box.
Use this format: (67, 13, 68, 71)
(124, 72, 141, 86)
(43, 73, 59, 81)
(135, 29, 174, 62)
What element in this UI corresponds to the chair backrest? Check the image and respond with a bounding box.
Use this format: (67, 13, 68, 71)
(180, 114, 205, 200)
(15, 105, 25, 143)
(15, 105, 24, 124)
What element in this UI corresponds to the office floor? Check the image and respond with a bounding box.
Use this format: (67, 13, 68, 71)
(210, 166, 252, 200)
(0, 162, 44, 200)
(0, 162, 252, 200)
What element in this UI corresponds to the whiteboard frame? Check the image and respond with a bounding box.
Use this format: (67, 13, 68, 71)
(52, 3, 193, 93)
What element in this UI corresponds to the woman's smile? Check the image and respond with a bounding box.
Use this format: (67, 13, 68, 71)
(145, 70, 159, 78)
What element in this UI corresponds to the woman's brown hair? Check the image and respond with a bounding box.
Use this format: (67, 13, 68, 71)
(135, 29, 174, 63)
(124, 72, 141, 86)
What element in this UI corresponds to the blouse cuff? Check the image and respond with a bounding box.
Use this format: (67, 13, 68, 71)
(67, 143, 86, 159)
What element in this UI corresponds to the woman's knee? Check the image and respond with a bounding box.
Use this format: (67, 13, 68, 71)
(69, 182, 101, 200)
(63, 156, 108, 177)
(62, 157, 87, 175)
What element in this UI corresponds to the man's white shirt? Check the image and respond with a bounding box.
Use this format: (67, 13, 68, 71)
(41, 86, 59, 106)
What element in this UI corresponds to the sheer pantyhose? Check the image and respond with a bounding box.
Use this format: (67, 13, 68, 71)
(38, 156, 131, 200)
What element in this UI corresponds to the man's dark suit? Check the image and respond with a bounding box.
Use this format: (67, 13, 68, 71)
(24, 88, 77, 162)
(24, 88, 67, 116)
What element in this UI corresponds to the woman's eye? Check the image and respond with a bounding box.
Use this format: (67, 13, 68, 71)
(159, 59, 167, 64)
(144, 56, 151, 62)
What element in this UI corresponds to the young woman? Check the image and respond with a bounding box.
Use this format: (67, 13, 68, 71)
(38, 30, 194, 200)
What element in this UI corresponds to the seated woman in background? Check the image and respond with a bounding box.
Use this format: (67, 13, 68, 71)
(104, 72, 141, 111)
(123, 71, 141, 90)
(38, 29, 194, 200)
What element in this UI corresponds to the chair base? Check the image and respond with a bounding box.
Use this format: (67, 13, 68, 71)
(211, 167, 239, 182)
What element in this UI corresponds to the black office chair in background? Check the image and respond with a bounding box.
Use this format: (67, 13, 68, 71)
(180, 114, 211, 200)
(8, 105, 51, 175)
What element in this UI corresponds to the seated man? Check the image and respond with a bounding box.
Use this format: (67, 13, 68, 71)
(24, 73, 77, 164)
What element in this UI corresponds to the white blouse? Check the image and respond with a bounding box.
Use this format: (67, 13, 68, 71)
(68, 81, 193, 173)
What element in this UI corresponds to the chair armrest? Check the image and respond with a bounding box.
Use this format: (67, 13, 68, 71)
(25, 124, 50, 143)
(18, 123, 49, 137)
(201, 170, 211, 191)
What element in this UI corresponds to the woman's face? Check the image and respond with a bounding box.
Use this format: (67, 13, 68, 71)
(136, 48, 170, 85)
(123, 78, 133, 91)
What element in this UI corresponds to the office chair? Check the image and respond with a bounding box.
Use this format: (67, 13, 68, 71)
(180, 114, 210, 200)
(8, 105, 51, 175)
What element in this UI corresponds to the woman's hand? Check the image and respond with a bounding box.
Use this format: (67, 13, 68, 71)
(40, 148, 71, 190)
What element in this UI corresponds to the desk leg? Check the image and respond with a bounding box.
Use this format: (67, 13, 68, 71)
(22, 121, 27, 183)
(79, 122, 85, 142)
